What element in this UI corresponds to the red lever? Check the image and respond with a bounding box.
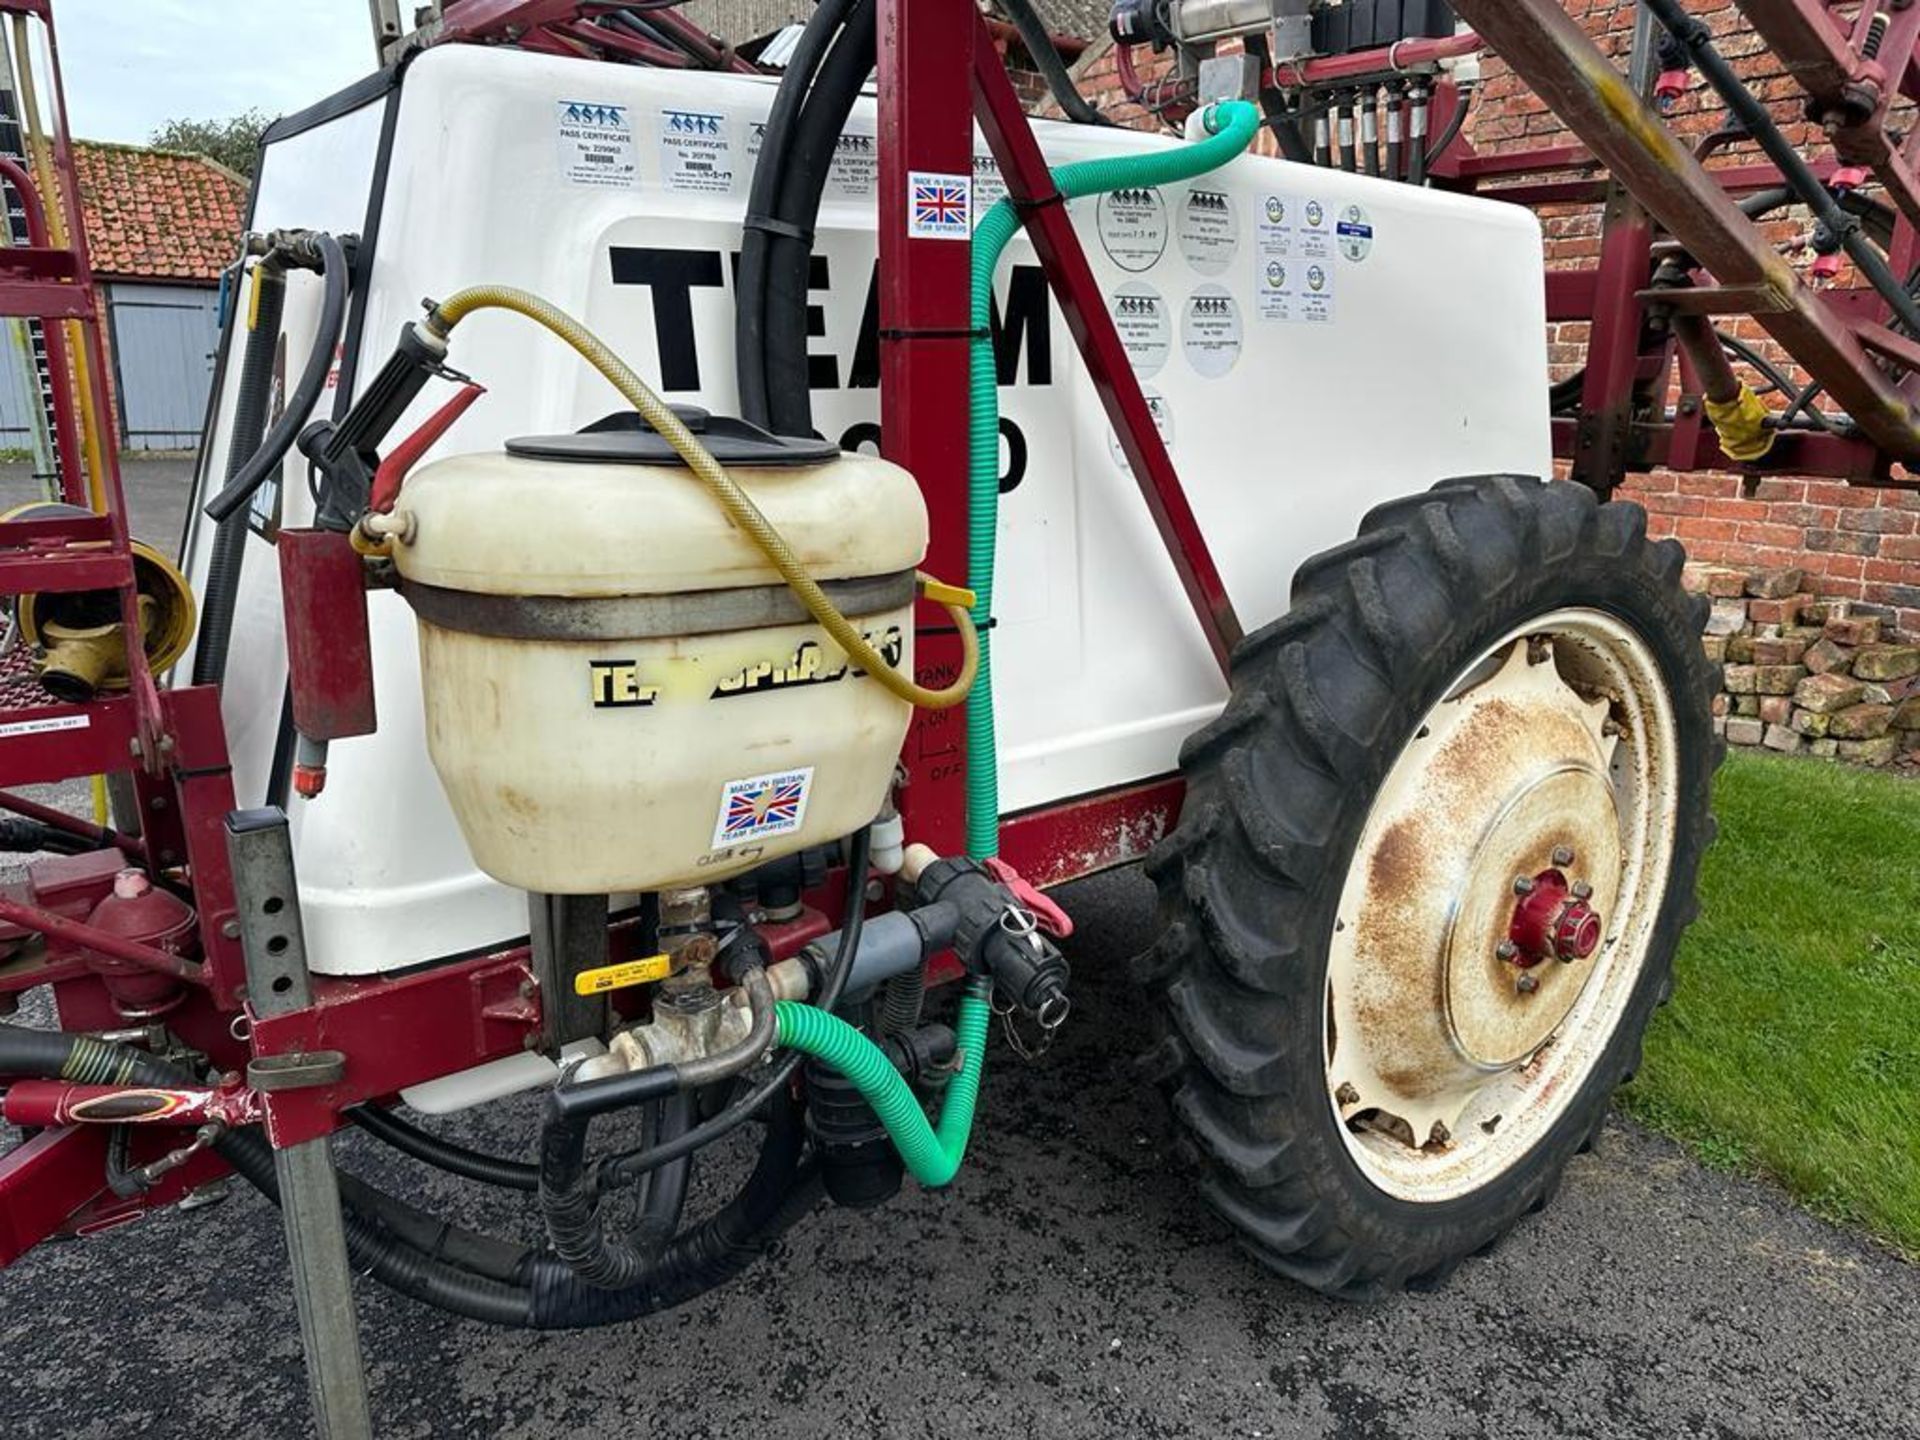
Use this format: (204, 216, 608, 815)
(983, 857, 1074, 939)
(1831, 165, 1870, 194)
(1654, 69, 1689, 112)
(368, 382, 486, 513)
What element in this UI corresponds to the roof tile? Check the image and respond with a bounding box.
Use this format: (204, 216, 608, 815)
(69, 140, 246, 284)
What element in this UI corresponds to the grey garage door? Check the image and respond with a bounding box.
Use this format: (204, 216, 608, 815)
(105, 282, 221, 450)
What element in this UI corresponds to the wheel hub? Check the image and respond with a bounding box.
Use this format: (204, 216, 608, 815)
(1507, 865, 1602, 969)
(1329, 633, 1628, 1144)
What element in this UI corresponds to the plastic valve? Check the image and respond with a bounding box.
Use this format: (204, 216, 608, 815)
(1654, 70, 1689, 113)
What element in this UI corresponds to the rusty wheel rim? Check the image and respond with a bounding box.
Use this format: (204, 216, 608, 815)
(1323, 608, 1679, 1202)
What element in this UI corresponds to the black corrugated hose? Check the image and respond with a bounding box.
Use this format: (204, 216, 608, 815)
(734, 0, 857, 431)
(762, 0, 877, 437)
(0, 1021, 807, 1329)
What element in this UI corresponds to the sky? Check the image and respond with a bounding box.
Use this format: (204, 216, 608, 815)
(54, 1, 376, 145)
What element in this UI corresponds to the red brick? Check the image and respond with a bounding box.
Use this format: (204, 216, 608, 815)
(1676, 518, 1740, 544)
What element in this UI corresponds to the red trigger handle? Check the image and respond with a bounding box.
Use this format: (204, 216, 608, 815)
(983, 857, 1074, 939)
(368, 381, 486, 513)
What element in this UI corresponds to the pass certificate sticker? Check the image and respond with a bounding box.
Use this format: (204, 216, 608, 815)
(556, 100, 636, 189)
(660, 108, 734, 194)
(1106, 386, 1175, 474)
(1178, 185, 1239, 276)
(1257, 257, 1335, 324)
(1337, 202, 1375, 262)
(1110, 282, 1171, 377)
(828, 127, 878, 200)
(1182, 285, 1243, 377)
(1096, 185, 1168, 272)
(713, 767, 814, 849)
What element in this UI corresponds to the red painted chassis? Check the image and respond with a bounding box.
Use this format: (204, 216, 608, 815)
(4, 0, 1918, 1265)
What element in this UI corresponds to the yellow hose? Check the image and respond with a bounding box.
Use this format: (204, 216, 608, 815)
(12, 14, 107, 514)
(423, 286, 978, 712)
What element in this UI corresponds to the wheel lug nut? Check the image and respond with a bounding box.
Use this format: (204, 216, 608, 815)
(1496, 940, 1519, 961)
(1571, 880, 1592, 900)
(1552, 845, 1575, 866)
(1335, 1082, 1359, 1107)
(1513, 876, 1535, 896)
(1515, 973, 1539, 995)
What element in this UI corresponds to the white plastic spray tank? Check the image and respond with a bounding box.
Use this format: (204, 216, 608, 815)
(381, 408, 926, 893)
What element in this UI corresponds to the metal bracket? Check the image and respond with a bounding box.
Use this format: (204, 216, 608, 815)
(225, 807, 372, 1440)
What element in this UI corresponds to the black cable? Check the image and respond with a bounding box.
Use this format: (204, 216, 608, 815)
(600, 825, 872, 1190)
(1423, 82, 1474, 170)
(350, 1103, 540, 1192)
(192, 260, 285, 687)
(1646, 0, 1920, 337)
(996, 0, 1110, 127)
(203, 232, 351, 525)
(734, 0, 854, 429)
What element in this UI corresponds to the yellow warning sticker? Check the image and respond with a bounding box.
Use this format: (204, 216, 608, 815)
(573, 953, 673, 996)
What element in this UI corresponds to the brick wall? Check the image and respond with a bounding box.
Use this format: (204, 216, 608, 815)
(1470, 2, 1920, 641)
(1056, 7, 1920, 640)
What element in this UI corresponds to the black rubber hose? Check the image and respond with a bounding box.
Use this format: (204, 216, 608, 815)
(764, 1, 877, 437)
(191, 263, 284, 688)
(0, 1023, 812, 1331)
(203, 232, 351, 525)
(1423, 82, 1473, 172)
(734, 0, 853, 428)
(599, 825, 871, 1190)
(349, 1103, 540, 1192)
(997, 0, 1109, 127)
(629, 1090, 693, 1261)
(1647, 0, 1920, 336)
(523, 1086, 818, 1327)
(0, 816, 89, 854)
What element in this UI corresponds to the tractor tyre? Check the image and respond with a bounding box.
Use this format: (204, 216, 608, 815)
(1137, 475, 1721, 1297)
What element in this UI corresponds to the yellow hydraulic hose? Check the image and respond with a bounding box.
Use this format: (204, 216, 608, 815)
(11, 14, 107, 514)
(420, 286, 978, 712)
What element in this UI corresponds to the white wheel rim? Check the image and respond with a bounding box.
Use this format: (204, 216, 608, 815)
(1322, 608, 1679, 1203)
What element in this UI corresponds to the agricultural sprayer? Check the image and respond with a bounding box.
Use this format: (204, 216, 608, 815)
(2, 0, 1916, 1430)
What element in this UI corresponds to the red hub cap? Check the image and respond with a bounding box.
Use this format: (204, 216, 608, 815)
(1508, 868, 1602, 967)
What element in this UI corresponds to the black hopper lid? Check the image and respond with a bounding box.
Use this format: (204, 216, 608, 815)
(505, 405, 841, 468)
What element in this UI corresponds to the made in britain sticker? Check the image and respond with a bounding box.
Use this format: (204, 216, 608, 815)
(556, 101, 636, 189)
(712, 767, 814, 849)
(908, 171, 972, 239)
(660, 108, 733, 194)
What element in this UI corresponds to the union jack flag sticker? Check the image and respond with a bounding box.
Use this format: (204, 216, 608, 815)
(712, 767, 814, 849)
(908, 170, 971, 240)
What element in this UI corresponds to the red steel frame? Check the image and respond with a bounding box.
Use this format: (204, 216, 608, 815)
(9, 0, 1920, 1262)
(1437, 0, 1920, 491)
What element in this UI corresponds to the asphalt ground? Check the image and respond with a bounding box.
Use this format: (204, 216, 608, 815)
(1, 460, 1916, 1439)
